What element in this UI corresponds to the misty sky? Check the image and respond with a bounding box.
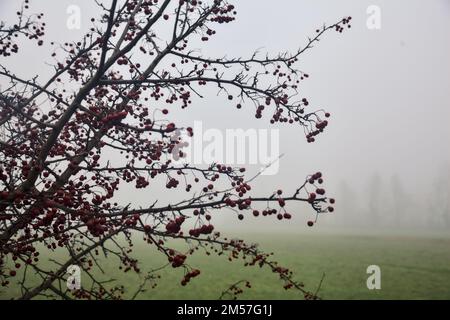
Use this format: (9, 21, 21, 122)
(1, 0, 449, 231)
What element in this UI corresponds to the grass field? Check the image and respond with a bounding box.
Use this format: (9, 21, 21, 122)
(2, 232, 450, 300)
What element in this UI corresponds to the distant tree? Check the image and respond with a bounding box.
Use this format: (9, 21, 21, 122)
(0, 0, 351, 299)
(390, 174, 408, 228)
(336, 180, 358, 227)
(428, 169, 450, 229)
(367, 173, 383, 227)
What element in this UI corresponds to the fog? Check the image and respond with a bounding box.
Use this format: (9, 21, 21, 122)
(1, 0, 449, 234)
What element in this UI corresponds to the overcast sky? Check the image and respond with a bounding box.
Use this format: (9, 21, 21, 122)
(1, 0, 449, 232)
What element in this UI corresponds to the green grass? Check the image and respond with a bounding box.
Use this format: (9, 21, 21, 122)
(2, 233, 450, 300)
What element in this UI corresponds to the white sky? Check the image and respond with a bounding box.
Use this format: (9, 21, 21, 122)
(1, 0, 449, 231)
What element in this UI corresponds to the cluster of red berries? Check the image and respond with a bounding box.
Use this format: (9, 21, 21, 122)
(308, 172, 323, 184)
(232, 182, 251, 197)
(92, 87, 110, 100)
(180, 269, 201, 286)
(37, 209, 57, 227)
(316, 188, 326, 195)
(224, 197, 252, 211)
(270, 106, 300, 124)
(116, 57, 129, 65)
(135, 176, 149, 189)
(306, 119, 329, 143)
(85, 217, 108, 236)
(165, 216, 185, 234)
(126, 89, 141, 101)
(254, 208, 292, 220)
(210, 3, 236, 24)
(166, 177, 180, 189)
(0, 188, 25, 200)
(336, 17, 352, 32)
(260, 209, 276, 216)
(254, 104, 266, 119)
(119, 255, 140, 273)
(0, 191, 11, 200)
(202, 183, 214, 193)
(188, 224, 214, 237)
(283, 283, 293, 290)
(169, 254, 187, 268)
